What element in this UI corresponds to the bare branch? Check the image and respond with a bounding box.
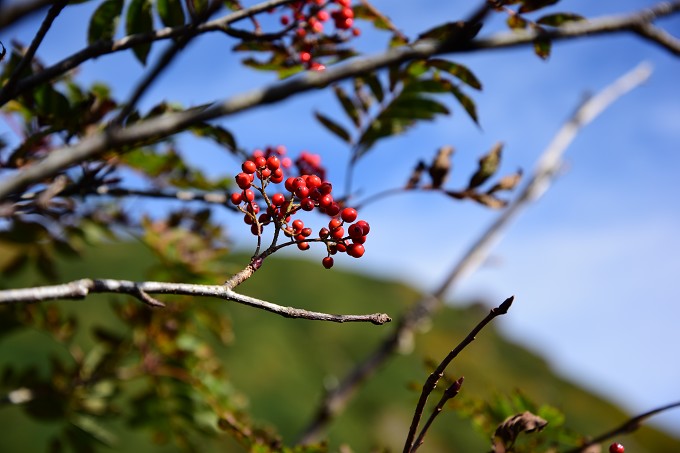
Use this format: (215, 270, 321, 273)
(0, 278, 392, 325)
(0, 0, 55, 30)
(411, 376, 464, 453)
(632, 22, 680, 56)
(565, 401, 680, 453)
(404, 296, 513, 453)
(295, 62, 653, 445)
(0, 3, 677, 201)
(0, 0, 68, 101)
(0, 0, 297, 106)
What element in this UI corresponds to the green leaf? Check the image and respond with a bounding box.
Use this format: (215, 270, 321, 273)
(536, 13, 585, 26)
(519, 0, 560, 14)
(156, 0, 186, 28)
(126, 0, 153, 65)
(361, 73, 384, 103)
(190, 123, 238, 153)
(315, 112, 352, 144)
(353, 5, 392, 32)
(533, 37, 552, 60)
(87, 0, 124, 44)
(450, 85, 479, 125)
(426, 59, 482, 90)
(382, 95, 450, 120)
(334, 85, 361, 127)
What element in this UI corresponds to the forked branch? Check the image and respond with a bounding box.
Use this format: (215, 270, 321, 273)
(403, 296, 514, 453)
(296, 62, 654, 444)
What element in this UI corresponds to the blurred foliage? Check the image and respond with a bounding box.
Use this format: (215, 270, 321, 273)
(1, 243, 679, 452)
(1, 0, 676, 452)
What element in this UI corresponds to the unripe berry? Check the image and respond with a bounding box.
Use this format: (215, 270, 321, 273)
(341, 207, 358, 223)
(322, 256, 334, 269)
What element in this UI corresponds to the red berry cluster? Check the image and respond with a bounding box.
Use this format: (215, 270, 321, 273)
(231, 148, 370, 269)
(273, 0, 360, 71)
(609, 442, 625, 453)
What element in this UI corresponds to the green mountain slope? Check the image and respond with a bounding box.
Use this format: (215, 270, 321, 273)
(0, 242, 678, 452)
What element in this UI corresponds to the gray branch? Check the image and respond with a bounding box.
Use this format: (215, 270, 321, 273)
(1, 1, 678, 201)
(0, 278, 392, 325)
(0, 0, 55, 30)
(296, 62, 654, 445)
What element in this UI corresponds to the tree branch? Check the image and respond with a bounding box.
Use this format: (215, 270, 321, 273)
(0, 278, 392, 324)
(0, 2, 677, 201)
(0, 0, 55, 30)
(295, 62, 653, 445)
(404, 296, 513, 453)
(565, 401, 680, 453)
(632, 22, 680, 56)
(0, 0, 297, 106)
(0, 0, 68, 102)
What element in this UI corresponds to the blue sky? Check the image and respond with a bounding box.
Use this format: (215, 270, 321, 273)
(2, 0, 680, 437)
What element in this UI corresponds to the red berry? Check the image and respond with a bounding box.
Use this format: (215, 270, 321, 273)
(341, 207, 358, 223)
(317, 10, 330, 21)
(319, 182, 332, 194)
(243, 189, 255, 202)
(254, 156, 267, 168)
(299, 51, 312, 63)
(251, 223, 262, 235)
(356, 220, 370, 235)
(348, 223, 363, 238)
(347, 243, 365, 258)
(330, 227, 345, 240)
(267, 155, 281, 170)
(285, 177, 296, 192)
(322, 256, 334, 269)
(271, 193, 286, 206)
(297, 241, 310, 251)
(301, 227, 312, 237)
(300, 197, 315, 211)
(230, 192, 243, 205)
(609, 443, 625, 453)
(292, 219, 304, 232)
(351, 27, 360, 36)
(329, 218, 342, 230)
(280, 15, 290, 26)
(319, 227, 330, 239)
(259, 167, 272, 179)
(235, 172, 252, 190)
(306, 174, 322, 189)
(242, 160, 257, 174)
(336, 241, 348, 253)
(319, 194, 333, 208)
(326, 202, 341, 217)
(295, 185, 310, 199)
(309, 62, 326, 71)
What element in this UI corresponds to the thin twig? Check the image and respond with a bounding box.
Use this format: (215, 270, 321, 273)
(0, 2, 676, 201)
(0, 0, 297, 106)
(113, 1, 224, 124)
(0, 0, 68, 102)
(295, 62, 654, 445)
(564, 400, 680, 453)
(403, 296, 513, 453)
(411, 376, 464, 452)
(0, 278, 392, 324)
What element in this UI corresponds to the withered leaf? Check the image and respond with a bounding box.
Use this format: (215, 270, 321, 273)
(468, 142, 503, 189)
(428, 146, 455, 189)
(492, 411, 548, 452)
